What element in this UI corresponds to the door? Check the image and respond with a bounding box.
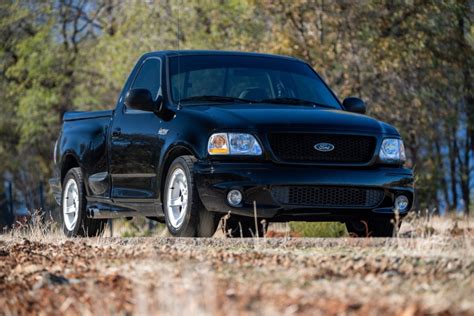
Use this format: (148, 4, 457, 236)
(109, 57, 165, 199)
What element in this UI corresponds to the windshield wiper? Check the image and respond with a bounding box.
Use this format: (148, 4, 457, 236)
(178, 95, 253, 103)
(259, 97, 335, 109)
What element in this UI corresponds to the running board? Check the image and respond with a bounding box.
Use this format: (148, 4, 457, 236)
(87, 203, 141, 219)
(86, 200, 161, 219)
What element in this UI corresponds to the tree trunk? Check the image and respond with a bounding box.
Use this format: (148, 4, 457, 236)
(446, 126, 459, 211)
(434, 139, 451, 210)
(458, 0, 473, 214)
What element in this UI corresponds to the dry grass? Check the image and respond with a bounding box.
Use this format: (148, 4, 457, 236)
(0, 213, 473, 315)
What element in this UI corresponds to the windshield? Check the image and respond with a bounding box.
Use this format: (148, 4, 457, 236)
(169, 55, 341, 109)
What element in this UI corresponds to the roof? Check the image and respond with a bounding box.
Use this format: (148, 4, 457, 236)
(142, 50, 305, 63)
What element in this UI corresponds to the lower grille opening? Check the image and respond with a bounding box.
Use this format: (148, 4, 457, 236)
(272, 186, 384, 208)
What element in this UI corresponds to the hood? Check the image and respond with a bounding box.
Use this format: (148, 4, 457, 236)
(180, 103, 399, 135)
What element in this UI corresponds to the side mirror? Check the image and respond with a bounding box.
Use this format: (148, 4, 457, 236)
(125, 89, 159, 112)
(343, 97, 366, 114)
(125, 88, 175, 120)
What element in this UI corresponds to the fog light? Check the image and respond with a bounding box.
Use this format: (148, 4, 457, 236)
(227, 190, 243, 206)
(394, 195, 409, 212)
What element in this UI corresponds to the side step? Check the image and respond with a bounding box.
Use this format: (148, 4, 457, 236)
(87, 203, 140, 219)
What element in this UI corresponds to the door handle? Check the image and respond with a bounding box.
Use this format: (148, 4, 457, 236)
(112, 128, 121, 137)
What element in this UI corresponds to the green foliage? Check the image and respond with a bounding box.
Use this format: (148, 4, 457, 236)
(0, 0, 472, 214)
(8, 23, 64, 140)
(289, 222, 347, 238)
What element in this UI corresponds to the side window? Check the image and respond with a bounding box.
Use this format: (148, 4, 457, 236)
(131, 58, 161, 99)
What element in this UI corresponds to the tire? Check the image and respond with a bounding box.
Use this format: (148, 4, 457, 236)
(61, 168, 106, 237)
(224, 216, 267, 238)
(345, 218, 400, 237)
(163, 156, 220, 237)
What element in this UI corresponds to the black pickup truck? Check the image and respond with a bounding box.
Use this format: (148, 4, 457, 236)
(50, 50, 414, 238)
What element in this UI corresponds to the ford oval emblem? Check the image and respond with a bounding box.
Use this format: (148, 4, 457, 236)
(314, 143, 335, 152)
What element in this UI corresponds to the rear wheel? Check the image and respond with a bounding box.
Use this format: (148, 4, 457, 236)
(224, 216, 267, 238)
(61, 168, 106, 237)
(345, 218, 399, 237)
(163, 156, 220, 237)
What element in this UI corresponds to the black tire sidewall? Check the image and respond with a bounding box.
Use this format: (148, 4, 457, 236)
(163, 158, 196, 237)
(61, 169, 86, 237)
(60, 168, 106, 237)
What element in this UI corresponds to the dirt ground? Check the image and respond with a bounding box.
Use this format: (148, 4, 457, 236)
(0, 218, 473, 316)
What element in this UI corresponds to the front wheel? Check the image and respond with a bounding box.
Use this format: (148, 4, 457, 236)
(61, 168, 106, 237)
(163, 156, 220, 237)
(345, 218, 400, 237)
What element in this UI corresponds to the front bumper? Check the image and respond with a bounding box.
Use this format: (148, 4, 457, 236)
(194, 161, 414, 221)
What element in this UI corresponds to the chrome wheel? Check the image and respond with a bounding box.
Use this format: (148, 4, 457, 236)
(165, 167, 188, 229)
(62, 178, 80, 231)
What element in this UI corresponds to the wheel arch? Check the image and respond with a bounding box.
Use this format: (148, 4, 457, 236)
(61, 153, 80, 184)
(159, 145, 197, 202)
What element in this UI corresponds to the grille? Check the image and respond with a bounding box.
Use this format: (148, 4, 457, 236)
(272, 186, 384, 207)
(268, 133, 376, 163)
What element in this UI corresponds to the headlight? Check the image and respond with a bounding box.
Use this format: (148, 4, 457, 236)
(208, 133, 262, 155)
(379, 138, 406, 163)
